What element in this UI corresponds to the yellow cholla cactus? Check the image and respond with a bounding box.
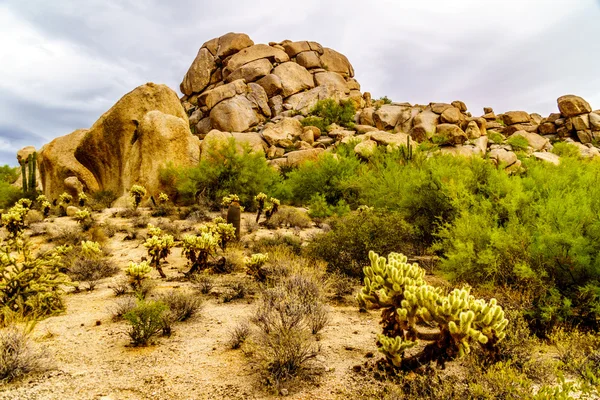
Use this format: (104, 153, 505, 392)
(182, 232, 220, 275)
(244, 253, 269, 281)
(129, 185, 147, 209)
(16, 198, 32, 209)
(58, 192, 73, 205)
(143, 234, 175, 278)
(158, 192, 169, 204)
(1, 204, 29, 238)
(146, 224, 163, 237)
(36, 195, 48, 203)
(125, 261, 152, 288)
(73, 209, 92, 224)
(358, 251, 508, 369)
(221, 194, 240, 208)
(80, 240, 102, 259)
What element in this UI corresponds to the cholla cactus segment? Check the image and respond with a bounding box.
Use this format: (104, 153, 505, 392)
(357, 205, 374, 213)
(158, 192, 169, 204)
(41, 201, 52, 215)
(73, 209, 92, 223)
(130, 185, 147, 208)
(125, 261, 152, 283)
(16, 198, 32, 209)
(269, 197, 280, 207)
(221, 194, 240, 207)
(58, 192, 73, 205)
(182, 232, 219, 255)
(147, 224, 163, 237)
(358, 251, 508, 369)
(78, 192, 88, 202)
(244, 253, 269, 268)
(255, 192, 267, 203)
(213, 216, 226, 225)
(80, 240, 102, 259)
(143, 234, 175, 255)
(36, 195, 48, 203)
(1, 204, 29, 237)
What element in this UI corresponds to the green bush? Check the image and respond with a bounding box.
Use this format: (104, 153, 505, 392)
(0, 181, 22, 209)
(123, 300, 169, 346)
(300, 98, 355, 131)
(552, 142, 580, 158)
(168, 138, 279, 209)
(507, 135, 530, 151)
(307, 209, 415, 277)
(307, 194, 349, 221)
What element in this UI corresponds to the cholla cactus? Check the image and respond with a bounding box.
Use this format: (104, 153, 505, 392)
(73, 209, 92, 225)
(158, 192, 169, 204)
(16, 198, 32, 209)
(244, 253, 269, 281)
(36, 195, 48, 204)
(125, 261, 152, 289)
(221, 194, 240, 208)
(0, 235, 71, 324)
(182, 232, 220, 275)
(254, 192, 268, 223)
(41, 201, 51, 217)
(199, 220, 236, 250)
(143, 234, 175, 279)
(129, 185, 147, 209)
(264, 197, 280, 222)
(357, 205, 374, 213)
(80, 241, 102, 259)
(146, 224, 163, 237)
(1, 204, 29, 238)
(58, 192, 73, 205)
(78, 192, 88, 207)
(358, 251, 508, 369)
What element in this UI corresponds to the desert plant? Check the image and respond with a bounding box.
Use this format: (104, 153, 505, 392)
(157, 290, 202, 322)
(199, 219, 237, 251)
(507, 135, 530, 152)
(73, 209, 93, 230)
(245, 253, 269, 282)
(123, 300, 168, 346)
(0, 237, 70, 325)
(1, 203, 29, 238)
(125, 261, 152, 290)
(110, 296, 137, 320)
(228, 321, 251, 349)
(77, 192, 88, 207)
(266, 206, 312, 229)
(129, 185, 147, 209)
(254, 192, 268, 223)
(65, 241, 119, 291)
(0, 324, 48, 382)
(193, 275, 213, 294)
(143, 233, 175, 279)
(58, 192, 72, 205)
(300, 98, 355, 131)
(182, 232, 220, 275)
(40, 200, 51, 217)
(357, 251, 508, 369)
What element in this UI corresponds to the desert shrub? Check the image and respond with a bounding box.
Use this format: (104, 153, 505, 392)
(0, 165, 19, 185)
(90, 190, 117, 210)
(111, 296, 137, 320)
(245, 253, 270, 282)
(276, 147, 361, 206)
(327, 271, 356, 299)
(251, 234, 303, 255)
(300, 98, 355, 131)
(358, 251, 508, 370)
(170, 138, 279, 209)
(46, 224, 83, 246)
(266, 206, 312, 229)
(178, 204, 211, 222)
(112, 278, 130, 297)
(192, 275, 213, 294)
(307, 194, 350, 222)
(151, 192, 173, 217)
(123, 300, 169, 346)
(0, 238, 70, 325)
(507, 135, 530, 152)
(65, 241, 119, 291)
(228, 321, 250, 349)
(307, 209, 415, 277)
(552, 141, 581, 158)
(222, 282, 250, 303)
(249, 272, 327, 387)
(0, 182, 22, 210)
(487, 131, 505, 144)
(550, 327, 600, 387)
(0, 325, 48, 382)
(101, 222, 118, 238)
(157, 290, 202, 322)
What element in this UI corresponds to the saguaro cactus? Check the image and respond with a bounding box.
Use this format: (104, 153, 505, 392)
(357, 251, 508, 369)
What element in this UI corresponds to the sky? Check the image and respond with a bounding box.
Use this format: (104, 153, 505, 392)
(0, 0, 599, 165)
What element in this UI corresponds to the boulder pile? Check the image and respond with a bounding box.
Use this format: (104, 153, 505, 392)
(20, 32, 600, 202)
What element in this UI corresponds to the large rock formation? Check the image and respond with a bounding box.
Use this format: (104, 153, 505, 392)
(39, 83, 200, 200)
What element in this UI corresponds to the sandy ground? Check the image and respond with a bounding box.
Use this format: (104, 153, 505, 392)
(0, 209, 382, 400)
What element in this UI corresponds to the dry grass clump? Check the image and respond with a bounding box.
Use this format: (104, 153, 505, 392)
(0, 325, 49, 383)
(157, 290, 202, 323)
(46, 224, 83, 246)
(265, 206, 312, 229)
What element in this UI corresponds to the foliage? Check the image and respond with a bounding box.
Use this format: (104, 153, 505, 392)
(550, 327, 600, 387)
(358, 251, 508, 369)
(143, 233, 175, 279)
(300, 98, 356, 132)
(58, 192, 73, 205)
(0, 181, 22, 209)
(507, 135, 530, 152)
(244, 253, 269, 282)
(487, 131, 505, 144)
(307, 194, 349, 221)
(1, 203, 30, 238)
(0, 165, 18, 184)
(182, 232, 220, 275)
(123, 300, 169, 346)
(265, 206, 312, 229)
(0, 237, 70, 325)
(552, 142, 581, 158)
(157, 290, 202, 323)
(129, 185, 147, 209)
(63, 241, 118, 291)
(308, 209, 415, 277)
(73, 209, 93, 226)
(125, 261, 152, 290)
(169, 138, 279, 209)
(90, 190, 117, 210)
(228, 321, 250, 349)
(0, 324, 48, 382)
(77, 192, 88, 207)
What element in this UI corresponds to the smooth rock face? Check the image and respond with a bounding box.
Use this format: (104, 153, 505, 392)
(285, 148, 324, 166)
(17, 146, 36, 164)
(210, 95, 259, 132)
(589, 112, 600, 130)
(282, 41, 312, 57)
(200, 79, 248, 110)
(296, 51, 322, 69)
(411, 110, 439, 142)
(489, 148, 517, 166)
(73, 83, 195, 198)
(557, 95, 592, 117)
(320, 48, 354, 77)
(373, 105, 405, 131)
(440, 107, 462, 124)
(436, 124, 467, 145)
(255, 74, 283, 97)
(181, 48, 216, 96)
(533, 152, 560, 165)
(216, 32, 254, 58)
(314, 71, 349, 93)
(465, 121, 481, 139)
(511, 130, 549, 151)
(261, 118, 303, 147)
(502, 111, 530, 125)
(225, 58, 272, 83)
(247, 83, 271, 117)
(354, 139, 378, 158)
(272, 62, 315, 97)
(223, 44, 289, 77)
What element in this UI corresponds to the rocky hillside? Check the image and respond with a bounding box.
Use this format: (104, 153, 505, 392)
(20, 32, 600, 201)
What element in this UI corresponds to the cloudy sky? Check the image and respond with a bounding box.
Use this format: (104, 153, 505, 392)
(0, 0, 599, 165)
